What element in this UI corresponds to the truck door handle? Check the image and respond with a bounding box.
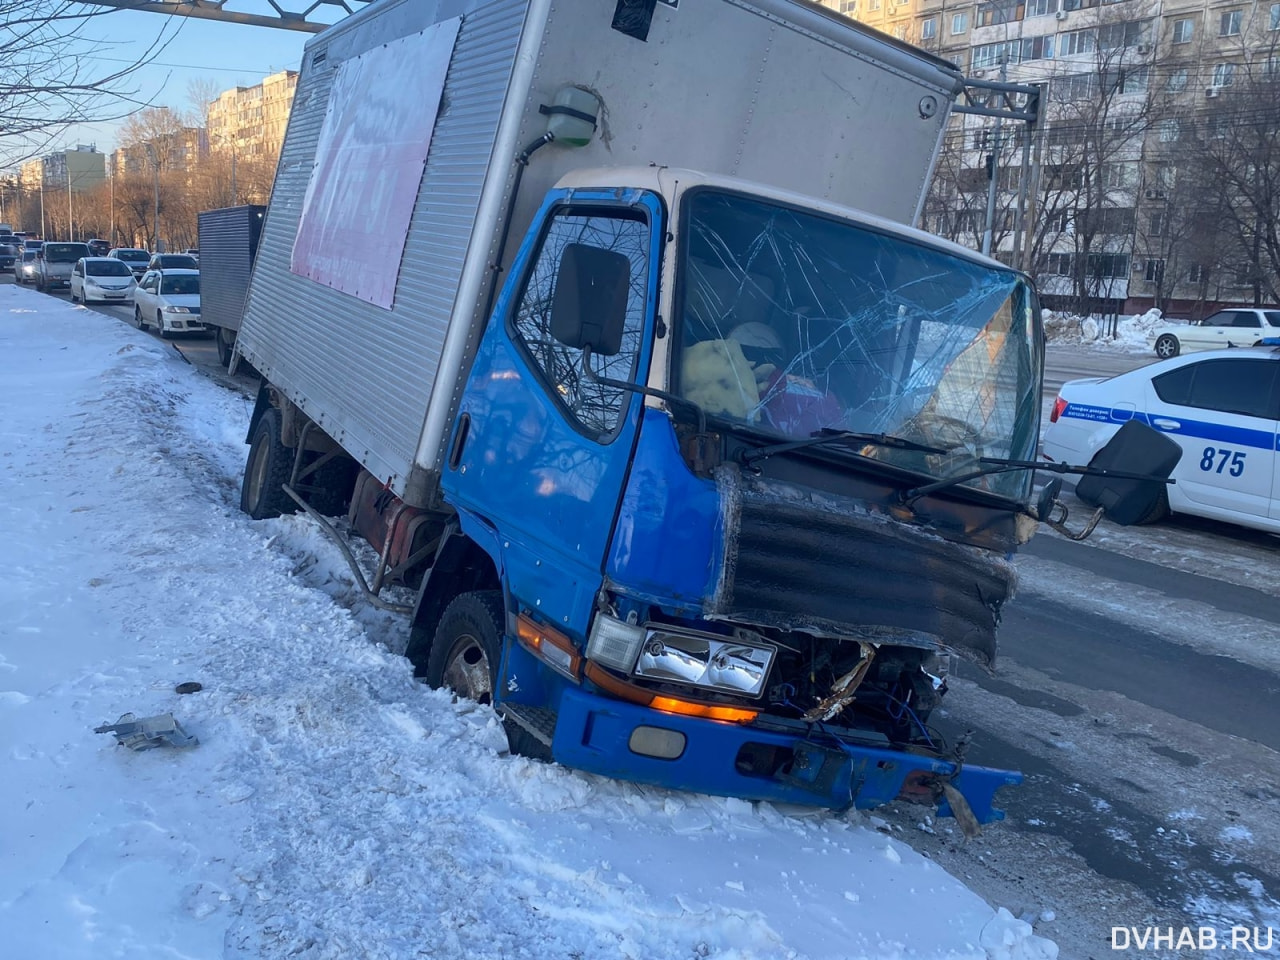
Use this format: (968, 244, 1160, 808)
(448, 413, 471, 470)
(1152, 418, 1181, 431)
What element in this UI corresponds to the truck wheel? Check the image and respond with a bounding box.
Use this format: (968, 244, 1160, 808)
(215, 326, 234, 367)
(240, 407, 296, 519)
(427, 591, 550, 760)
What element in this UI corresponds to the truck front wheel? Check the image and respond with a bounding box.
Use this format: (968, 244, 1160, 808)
(241, 407, 296, 519)
(426, 591, 549, 759)
(215, 326, 235, 366)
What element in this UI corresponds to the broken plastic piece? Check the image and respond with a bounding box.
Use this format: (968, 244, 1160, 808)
(94, 712, 198, 750)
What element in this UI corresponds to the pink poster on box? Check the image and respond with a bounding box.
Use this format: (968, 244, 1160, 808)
(291, 17, 461, 309)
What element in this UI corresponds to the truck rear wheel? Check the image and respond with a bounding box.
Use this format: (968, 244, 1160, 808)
(215, 326, 234, 367)
(241, 408, 296, 519)
(426, 591, 550, 760)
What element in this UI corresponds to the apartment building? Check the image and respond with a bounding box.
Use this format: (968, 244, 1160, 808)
(20, 145, 106, 195)
(820, 0, 1280, 315)
(207, 70, 299, 160)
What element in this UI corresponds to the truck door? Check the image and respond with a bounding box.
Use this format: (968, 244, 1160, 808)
(443, 189, 663, 636)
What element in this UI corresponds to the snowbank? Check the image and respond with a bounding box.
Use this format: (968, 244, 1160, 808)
(1042, 308, 1165, 355)
(0, 285, 1058, 959)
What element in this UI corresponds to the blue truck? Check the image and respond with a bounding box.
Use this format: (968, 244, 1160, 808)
(232, 0, 1165, 825)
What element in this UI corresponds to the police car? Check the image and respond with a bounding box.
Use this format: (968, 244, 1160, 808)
(1041, 346, 1280, 534)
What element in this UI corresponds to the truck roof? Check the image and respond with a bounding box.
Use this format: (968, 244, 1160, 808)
(554, 166, 1022, 278)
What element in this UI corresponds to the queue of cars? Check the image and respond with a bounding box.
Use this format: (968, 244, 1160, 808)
(20, 244, 205, 341)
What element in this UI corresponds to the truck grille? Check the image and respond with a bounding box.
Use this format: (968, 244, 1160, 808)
(710, 471, 1015, 667)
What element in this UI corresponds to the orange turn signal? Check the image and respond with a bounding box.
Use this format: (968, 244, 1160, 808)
(584, 662, 757, 724)
(516, 613, 582, 681)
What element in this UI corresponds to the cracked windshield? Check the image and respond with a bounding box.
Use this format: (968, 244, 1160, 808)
(676, 190, 1043, 498)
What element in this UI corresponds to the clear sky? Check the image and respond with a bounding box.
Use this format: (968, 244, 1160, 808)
(66, 4, 323, 154)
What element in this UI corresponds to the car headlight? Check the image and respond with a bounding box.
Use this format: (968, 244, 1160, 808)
(164, 305, 191, 313)
(634, 629, 775, 699)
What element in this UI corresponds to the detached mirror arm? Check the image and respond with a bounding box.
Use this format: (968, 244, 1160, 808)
(581, 343, 708, 438)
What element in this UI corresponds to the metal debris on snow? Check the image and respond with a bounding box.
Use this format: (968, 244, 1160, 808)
(94, 713, 198, 750)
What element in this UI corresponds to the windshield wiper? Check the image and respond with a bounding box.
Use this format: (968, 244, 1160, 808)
(899, 456, 1169, 505)
(739, 429, 950, 468)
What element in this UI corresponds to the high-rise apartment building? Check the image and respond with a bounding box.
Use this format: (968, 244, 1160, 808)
(820, 0, 1280, 314)
(207, 70, 299, 159)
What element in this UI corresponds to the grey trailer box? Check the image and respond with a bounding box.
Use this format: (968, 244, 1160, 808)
(235, 0, 964, 507)
(197, 205, 266, 335)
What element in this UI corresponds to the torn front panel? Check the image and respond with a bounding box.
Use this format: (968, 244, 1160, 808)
(709, 465, 1017, 668)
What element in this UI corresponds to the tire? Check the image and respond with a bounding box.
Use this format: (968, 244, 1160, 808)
(304, 457, 359, 518)
(240, 407, 296, 519)
(134, 306, 147, 329)
(1154, 334, 1180, 359)
(426, 591, 550, 760)
(1134, 486, 1170, 525)
(215, 326, 234, 367)
(157, 311, 172, 339)
(70, 288, 78, 303)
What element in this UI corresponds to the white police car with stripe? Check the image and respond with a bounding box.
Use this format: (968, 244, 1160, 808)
(1042, 346, 1280, 534)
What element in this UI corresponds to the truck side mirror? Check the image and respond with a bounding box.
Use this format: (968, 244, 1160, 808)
(1074, 420, 1182, 525)
(550, 242, 629, 357)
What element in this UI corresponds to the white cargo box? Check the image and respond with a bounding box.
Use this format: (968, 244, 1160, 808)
(236, 0, 963, 506)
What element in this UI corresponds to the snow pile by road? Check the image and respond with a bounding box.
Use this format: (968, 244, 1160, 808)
(1042, 309, 1163, 354)
(0, 284, 1058, 959)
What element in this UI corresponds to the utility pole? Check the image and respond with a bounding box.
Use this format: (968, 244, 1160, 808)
(981, 54, 1009, 257)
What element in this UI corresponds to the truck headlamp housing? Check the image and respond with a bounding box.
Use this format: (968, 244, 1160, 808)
(586, 613, 646, 672)
(633, 629, 775, 699)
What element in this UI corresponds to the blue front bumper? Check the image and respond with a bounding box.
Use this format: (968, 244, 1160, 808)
(551, 686, 1021, 823)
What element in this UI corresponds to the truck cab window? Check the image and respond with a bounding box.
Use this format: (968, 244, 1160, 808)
(510, 211, 649, 436)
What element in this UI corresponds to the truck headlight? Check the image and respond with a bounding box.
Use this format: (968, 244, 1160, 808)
(634, 630, 775, 699)
(586, 613, 646, 672)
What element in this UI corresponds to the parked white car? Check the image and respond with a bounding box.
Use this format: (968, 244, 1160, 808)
(1042, 346, 1280, 534)
(70, 257, 137, 305)
(133, 269, 205, 338)
(1149, 308, 1280, 359)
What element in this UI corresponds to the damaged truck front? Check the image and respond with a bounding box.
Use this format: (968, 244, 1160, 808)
(232, 0, 1164, 825)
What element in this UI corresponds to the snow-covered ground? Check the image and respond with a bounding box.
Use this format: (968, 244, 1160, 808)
(1041, 308, 1168, 354)
(0, 285, 1060, 958)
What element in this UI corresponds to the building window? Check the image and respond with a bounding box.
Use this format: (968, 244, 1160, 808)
(977, 0, 1027, 27)
(1271, 2, 1280, 30)
(1061, 29, 1096, 55)
(1086, 252, 1130, 278)
(838, 0, 858, 12)
(894, 23, 909, 39)
(1027, 0, 1055, 15)
(1219, 10, 1242, 36)
(1212, 63, 1236, 86)
(1143, 258, 1166, 282)
(1103, 161, 1137, 189)
(952, 12, 968, 33)
(1172, 18, 1194, 43)
(1149, 213, 1165, 237)
(1167, 68, 1188, 92)
(1159, 119, 1181, 142)
(1188, 264, 1208, 283)
(869, 0, 881, 10)
(1047, 252, 1074, 275)
(921, 17, 937, 38)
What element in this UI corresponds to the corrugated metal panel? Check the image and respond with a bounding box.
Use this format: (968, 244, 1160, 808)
(237, 0, 530, 495)
(197, 205, 264, 333)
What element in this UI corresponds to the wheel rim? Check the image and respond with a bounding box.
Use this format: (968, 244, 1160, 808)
(245, 436, 271, 511)
(441, 633, 493, 705)
(1157, 337, 1175, 358)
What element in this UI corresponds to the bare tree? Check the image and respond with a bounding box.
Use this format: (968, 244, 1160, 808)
(0, 2, 178, 167)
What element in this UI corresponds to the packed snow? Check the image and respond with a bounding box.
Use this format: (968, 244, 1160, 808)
(0, 285, 1059, 959)
(1041, 308, 1167, 353)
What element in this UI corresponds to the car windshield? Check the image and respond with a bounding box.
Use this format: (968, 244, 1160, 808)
(162, 275, 199, 296)
(158, 256, 197, 269)
(22, 252, 35, 262)
(117, 250, 150, 262)
(676, 190, 1042, 499)
(45, 244, 89, 263)
(0, 245, 15, 255)
(87, 260, 133, 278)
